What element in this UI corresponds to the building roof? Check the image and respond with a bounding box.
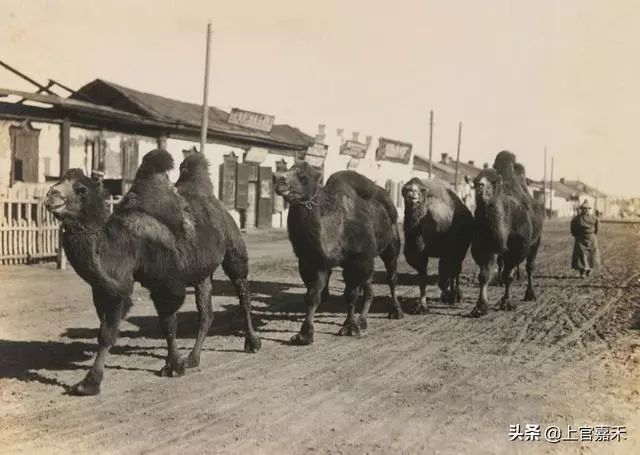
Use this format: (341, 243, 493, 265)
(72, 79, 314, 150)
(561, 180, 603, 198)
(447, 159, 483, 178)
(413, 154, 457, 175)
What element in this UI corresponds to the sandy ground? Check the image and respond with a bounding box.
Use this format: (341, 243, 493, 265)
(1, 220, 639, 454)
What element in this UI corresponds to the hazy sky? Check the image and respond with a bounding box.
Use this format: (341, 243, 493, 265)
(2, 0, 639, 196)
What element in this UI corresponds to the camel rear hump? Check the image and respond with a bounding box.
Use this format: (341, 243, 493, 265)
(327, 170, 398, 223)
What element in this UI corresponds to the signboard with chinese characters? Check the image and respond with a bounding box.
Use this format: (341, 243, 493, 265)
(305, 154, 325, 169)
(304, 142, 328, 169)
(376, 137, 412, 164)
(227, 108, 275, 132)
(340, 140, 368, 159)
(244, 147, 268, 163)
(307, 142, 328, 158)
(347, 158, 360, 170)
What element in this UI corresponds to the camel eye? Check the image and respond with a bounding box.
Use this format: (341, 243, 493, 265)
(74, 185, 88, 195)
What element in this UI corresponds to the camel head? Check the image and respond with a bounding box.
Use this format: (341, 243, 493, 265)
(474, 168, 502, 205)
(45, 169, 107, 224)
(493, 150, 517, 180)
(402, 178, 427, 209)
(273, 160, 322, 203)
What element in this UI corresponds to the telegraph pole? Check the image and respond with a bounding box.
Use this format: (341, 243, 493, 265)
(200, 21, 212, 154)
(428, 110, 434, 178)
(454, 122, 462, 191)
(549, 155, 554, 216)
(543, 146, 548, 218)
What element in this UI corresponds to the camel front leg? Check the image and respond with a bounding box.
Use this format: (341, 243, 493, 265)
(498, 262, 516, 311)
(69, 290, 127, 396)
(470, 255, 496, 317)
(291, 261, 328, 345)
(414, 264, 429, 314)
(152, 286, 187, 377)
(338, 284, 362, 337)
(357, 280, 374, 330)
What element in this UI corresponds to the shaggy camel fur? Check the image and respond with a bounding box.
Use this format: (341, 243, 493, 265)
(45, 151, 260, 395)
(470, 150, 544, 317)
(273, 161, 403, 345)
(401, 178, 474, 313)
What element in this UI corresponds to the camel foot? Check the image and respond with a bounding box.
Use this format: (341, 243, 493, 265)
(159, 357, 186, 377)
(498, 298, 516, 311)
(357, 316, 368, 330)
(338, 321, 361, 337)
(244, 335, 262, 353)
(387, 306, 404, 319)
(184, 352, 200, 369)
(523, 287, 537, 302)
(67, 375, 101, 396)
(411, 302, 429, 315)
(455, 288, 463, 303)
(469, 302, 488, 318)
(441, 290, 457, 305)
(290, 332, 314, 346)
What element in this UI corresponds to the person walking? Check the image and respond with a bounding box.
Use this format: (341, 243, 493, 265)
(570, 199, 601, 278)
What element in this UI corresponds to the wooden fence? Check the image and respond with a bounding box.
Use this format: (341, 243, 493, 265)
(0, 195, 120, 266)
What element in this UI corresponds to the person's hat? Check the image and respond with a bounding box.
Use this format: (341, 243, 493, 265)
(580, 199, 591, 209)
(91, 170, 104, 178)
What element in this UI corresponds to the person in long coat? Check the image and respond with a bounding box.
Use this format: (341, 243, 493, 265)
(570, 199, 601, 277)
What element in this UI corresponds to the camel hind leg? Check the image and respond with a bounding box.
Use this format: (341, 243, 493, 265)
(222, 246, 261, 353)
(524, 239, 541, 301)
(184, 278, 214, 368)
(380, 238, 404, 320)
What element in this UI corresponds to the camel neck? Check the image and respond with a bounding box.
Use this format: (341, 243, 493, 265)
(404, 204, 425, 229)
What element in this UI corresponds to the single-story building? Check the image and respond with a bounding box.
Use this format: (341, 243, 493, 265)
(0, 79, 316, 229)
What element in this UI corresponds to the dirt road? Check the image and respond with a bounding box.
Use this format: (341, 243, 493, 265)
(1, 220, 639, 454)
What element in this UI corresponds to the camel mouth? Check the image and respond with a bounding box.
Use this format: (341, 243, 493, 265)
(44, 194, 67, 212)
(405, 196, 421, 206)
(45, 202, 66, 214)
(274, 182, 290, 196)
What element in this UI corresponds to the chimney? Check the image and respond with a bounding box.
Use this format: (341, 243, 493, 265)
(483, 163, 489, 169)
(336, 128, 343, 137)
(352, 131, 359, 142)
(365, 135, 372, 146)
(315, 124, 326, 143)
(468, 160, 475, 166)
(441, 153, 448, 163)
(560, 177, 565, 184)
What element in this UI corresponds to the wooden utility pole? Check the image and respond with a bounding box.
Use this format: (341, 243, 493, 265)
(200, 21, 212, 154)
(56, 118, 71, 270)
(428, 110, 434, 178)
(543, 146, 547, 218)
(454, 122, 462, 191)
(549, 156, 554, 216)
